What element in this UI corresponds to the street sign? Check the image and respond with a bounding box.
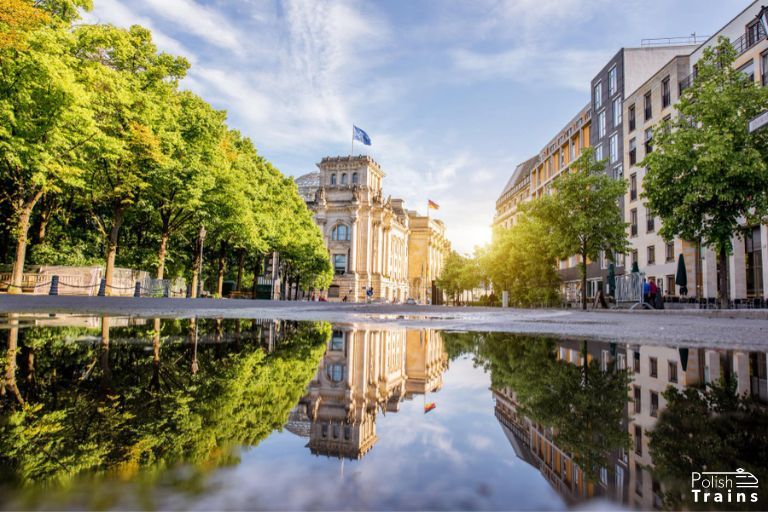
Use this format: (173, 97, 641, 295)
(749, 110, 768, 133)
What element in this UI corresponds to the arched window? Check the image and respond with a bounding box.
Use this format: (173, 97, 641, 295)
(328, 364, 345, 382)
(330, 173, 337, 185)
(352, 172, 359, 184)
(332, 224, 350, 241)
(341, 173, 348, 184)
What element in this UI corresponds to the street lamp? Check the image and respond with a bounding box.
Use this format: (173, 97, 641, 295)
(198, 225, 206, 298)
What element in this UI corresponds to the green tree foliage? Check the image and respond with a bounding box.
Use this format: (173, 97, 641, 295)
(485, 216, 561, 307)
(0, 4, 330, 297)
(526, 148, 628, 309)
(0, 319, 330, 489)
(649, 379, 768, 510)
(642, 38, 768, 309)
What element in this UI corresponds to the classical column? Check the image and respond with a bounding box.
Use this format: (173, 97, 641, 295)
(350, 215, 358, 274)
(377, 223, 384, 275)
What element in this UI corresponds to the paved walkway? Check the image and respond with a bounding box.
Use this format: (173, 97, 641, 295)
(1, 295, 767, 348)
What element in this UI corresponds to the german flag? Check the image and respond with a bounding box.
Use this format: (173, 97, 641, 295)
(424, 402, 436, 413)
(428, 200, 439, 210)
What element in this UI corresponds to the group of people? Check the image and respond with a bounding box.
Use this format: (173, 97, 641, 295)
(642, 278, 664, 309)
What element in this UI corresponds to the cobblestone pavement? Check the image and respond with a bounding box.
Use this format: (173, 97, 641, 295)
(1, 295, 767, 348)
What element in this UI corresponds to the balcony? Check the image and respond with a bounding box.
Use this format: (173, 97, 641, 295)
(732, 24, 766, 56)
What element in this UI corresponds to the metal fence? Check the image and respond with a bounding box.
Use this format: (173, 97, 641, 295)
(615, 272, 646, 308)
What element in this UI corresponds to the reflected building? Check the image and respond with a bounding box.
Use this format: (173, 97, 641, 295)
(286, 326, 448, 459)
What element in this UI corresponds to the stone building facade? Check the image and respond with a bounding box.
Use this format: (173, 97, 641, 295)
(296, 155, 450, 303)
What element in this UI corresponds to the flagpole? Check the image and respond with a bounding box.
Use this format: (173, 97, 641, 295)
(350, 125, 354, 156)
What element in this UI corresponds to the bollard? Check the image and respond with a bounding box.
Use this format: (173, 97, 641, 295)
(49, 275, 59, 296)
(502, 290, 509, 308)
(98, 278, 106, 297)
(163, 282, 169, 298)
(134, 281, 141, 297)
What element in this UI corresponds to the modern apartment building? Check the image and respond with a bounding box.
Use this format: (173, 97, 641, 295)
(625, 1, 768, 301)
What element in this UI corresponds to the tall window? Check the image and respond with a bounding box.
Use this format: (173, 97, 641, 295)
(747, 20, 762, 47)
(612, 97, 622, 126)
(661, 76, 671, 108)
(645, 128, 653, 154)
(632, 249, 639, 267)
(327, 364, 345, 382)
(331, 330, 345, 351)
(633, 386, 642, 413)
(647, 213, 655, 233)
(340, 173, 348, 184)
(608, 65, 618, 95)
(628, 104, 636, 131)
(594, 81, 603, 108)
(636, 463, 644, 495)
(630, 173, 637, 201)
(332, 224, 350, 241)
(746, 226, 764, 297)
(635, 425, 643, 455)
(598, 111, 606, 138)
(650, 391, 659, 417)
(351, 172, 359, 184)
(666, 274, 675, 296)
(333, 254, 347, 275)
(650, 357, 658, 378)
(630, 209, 638, 236)
(609, 134, 618, 163)
(629, 137, 637, 165)
(665, 241, 674, 262)
(595, 144, 604, 161)
(668, 361, 678, 383)
(739, 59, 756, 82)
(762, 52, 768, 86)
(330, 173, 337, 185)
(644, 91, 652, 120)
(647, 245, 656, 264)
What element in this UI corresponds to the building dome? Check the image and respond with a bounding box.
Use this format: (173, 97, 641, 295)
(295, 172, 320, 202)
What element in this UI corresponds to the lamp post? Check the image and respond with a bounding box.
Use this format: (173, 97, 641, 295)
(197, 225, 206, 298)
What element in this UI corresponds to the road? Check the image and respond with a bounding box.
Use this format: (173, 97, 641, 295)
(1, 295, 767, 348)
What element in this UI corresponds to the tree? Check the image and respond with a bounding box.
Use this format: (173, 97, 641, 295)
(0, 3, 93, 293)
(527, 147, 628, 309)
(486, 216, 561, 307)
(643, 38, 768, 309)
(436, 251, 469, 305)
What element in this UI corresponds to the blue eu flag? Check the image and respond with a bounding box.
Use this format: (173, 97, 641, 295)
(353, 125, 372, 146)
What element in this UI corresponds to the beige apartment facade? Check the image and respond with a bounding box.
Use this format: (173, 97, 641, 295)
(625, 1, 768, 301)
(296, 155, 450, 303)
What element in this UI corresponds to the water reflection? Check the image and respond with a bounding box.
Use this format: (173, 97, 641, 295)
(444, 332, 768, 510)
(1, 315, 767, 510)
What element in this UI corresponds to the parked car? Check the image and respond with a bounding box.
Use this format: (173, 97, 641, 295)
(405, 298, 417, 305)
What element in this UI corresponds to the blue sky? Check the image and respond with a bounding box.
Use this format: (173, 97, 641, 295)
(84, 0, 751, 253)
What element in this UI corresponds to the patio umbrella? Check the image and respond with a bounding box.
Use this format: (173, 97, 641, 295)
(607, 263, 616, 296)
(675, 254, 688, 296)
(631, 260, 640, 273)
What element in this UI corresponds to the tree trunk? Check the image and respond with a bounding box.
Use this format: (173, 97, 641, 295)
(156, 230, 169, 280)
(235, 249, 245, 292)
(9, 192, 43, 294)
(100, 316, 112, 391)
(104, 205, 125, 296)
(251, 255, 261, 298)
(3, 314, 23, 404)
(581, 252, 588, 311)
(151, 318, 161, 391)
(718, 246, 730, 309)
(216, 241, 227, 297)
(294, 275, 301, 300)
(190, 226, 206, 299)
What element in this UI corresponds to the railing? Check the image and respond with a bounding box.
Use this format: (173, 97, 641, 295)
(640, 35, 709, 47)
(732, 24, 766, 56)
(615, 271, 646, 306)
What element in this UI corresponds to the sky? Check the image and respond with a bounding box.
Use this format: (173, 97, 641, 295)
(83, 0, 752, 254)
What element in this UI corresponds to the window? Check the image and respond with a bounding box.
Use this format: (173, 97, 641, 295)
(636, 462, 644, 495)
(647, 214, 655, 233)
(594, 81, 603, 108)
(351, 172, 359, 184)
(666, 274, 675, 296)
(595, 144, 604, 161)
(344, 425, 351, 440)
(633, 386, 642, 413)
(333, 424, 339, 439)
(328, 363, 344, 382)
(650, 357, 658, 378)
(746, 225, 764, 298)
(762, 52, 768, 86)
(628, 104, 636, 131)
(630, 173, 637, 201)
(635, 425, 643, 455)
(650, 391, 659, 417)
(328, 285, 340, 298)
(340, 173, 348, 185)
(645, 128, 653, 154)
(609, 65, 618, 95)
(330, 173, 337, 185)
(617, 353, 626, 370)
(333, 254, 347, 275)
(668, 361, 678, 383)
(612, 97, 622, 126)
(332, 224, 350, 241)
(598, 111, 606, 138)
(739, 59, 756, 82)
(600, 467, 609, 486)
(322, 424, 328, 437)
(748, 20, 762, 48)
(609, 134, 618, 162)
(632, 249, 639, 267)
(661, 76, 671, 107)
(653, 480, 663, 509)
(630, 209, 638, 236)
(601, 349, 610, 371)
(633, 351, 641, 373)
(331, 330, 344, 351)
(629, 138, 637, 165)
(665, 241, 674, 262)
(647, 245, 656, 265)
(614, 164, 623, 180)
(644, 91, 652, 120)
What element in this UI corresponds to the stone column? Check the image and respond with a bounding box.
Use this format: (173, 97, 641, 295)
(350, 215, 358, 274)
(761, 225, 768, 300)
(730, 233, 746, 300)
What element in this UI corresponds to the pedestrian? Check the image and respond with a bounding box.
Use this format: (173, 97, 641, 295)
(642, 278, 650, 304)
(342, 295, 348, 303)
(649, 279, 658, 308)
